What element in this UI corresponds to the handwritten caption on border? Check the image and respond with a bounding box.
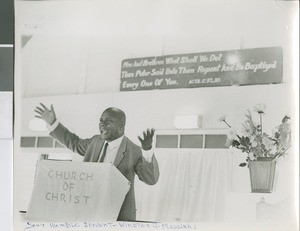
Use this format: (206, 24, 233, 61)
(24, 221, 197, 231)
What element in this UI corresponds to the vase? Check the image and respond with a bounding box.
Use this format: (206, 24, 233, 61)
(248, 157, 276, 193)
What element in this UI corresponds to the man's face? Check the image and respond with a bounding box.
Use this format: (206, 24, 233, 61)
(98, 110, 124, 141)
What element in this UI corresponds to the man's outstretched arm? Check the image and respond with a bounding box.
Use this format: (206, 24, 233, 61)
(35, 103, 57, 125)
(136, 128, 160, 185)
(34, 103, 91, 156)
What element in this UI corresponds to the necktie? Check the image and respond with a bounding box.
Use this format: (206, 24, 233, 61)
(99, 142, 108, 163)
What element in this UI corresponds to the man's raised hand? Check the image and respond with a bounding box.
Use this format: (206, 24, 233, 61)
(138, 128, 155, 151)
(34, 103, 57, 125)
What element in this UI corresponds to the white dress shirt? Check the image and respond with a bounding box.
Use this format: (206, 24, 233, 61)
(48, 120, 153, 162)
(98, 135, 123, 163)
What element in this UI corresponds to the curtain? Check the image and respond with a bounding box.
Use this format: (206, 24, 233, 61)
(135, 149, 232, 222)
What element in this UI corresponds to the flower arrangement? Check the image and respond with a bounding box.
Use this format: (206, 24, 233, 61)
(219, 104, 291, 167)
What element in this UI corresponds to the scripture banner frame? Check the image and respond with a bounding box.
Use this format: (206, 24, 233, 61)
(26, 160, 130, 222)
(120, 46, 283, 91)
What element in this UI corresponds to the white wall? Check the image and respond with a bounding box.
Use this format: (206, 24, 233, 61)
(20, 84, 290, 142)
(15, 0, 296, 97)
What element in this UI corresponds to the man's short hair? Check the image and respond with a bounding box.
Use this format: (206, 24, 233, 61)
(103, 107, 126, 125)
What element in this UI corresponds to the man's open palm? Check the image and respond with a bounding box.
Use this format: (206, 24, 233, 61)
(34, 103, 57, 125)
(138, 128, 155, 151)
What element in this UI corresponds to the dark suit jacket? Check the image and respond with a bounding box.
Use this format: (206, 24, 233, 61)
(50, 123, 159, 221)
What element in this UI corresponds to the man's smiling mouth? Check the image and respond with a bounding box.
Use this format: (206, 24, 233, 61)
(100, 128, 109, 135)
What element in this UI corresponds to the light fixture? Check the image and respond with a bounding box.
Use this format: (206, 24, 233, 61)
(226, 54, 240, 65)
(174, 115, 202, 129)
(29, 119, 48, 132)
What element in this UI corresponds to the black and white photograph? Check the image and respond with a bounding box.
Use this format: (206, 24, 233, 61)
(13, 0, 298, 231)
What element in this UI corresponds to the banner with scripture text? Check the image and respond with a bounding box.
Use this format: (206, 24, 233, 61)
(120, 47, 283, 91)
(26, 160, 130, 222)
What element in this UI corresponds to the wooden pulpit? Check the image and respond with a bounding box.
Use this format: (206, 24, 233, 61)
(26, 160, 130, 222)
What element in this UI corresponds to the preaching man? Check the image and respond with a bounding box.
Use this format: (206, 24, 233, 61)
(34, 103, 159, 221)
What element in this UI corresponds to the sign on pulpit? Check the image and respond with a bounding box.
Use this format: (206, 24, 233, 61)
(26, 160, 130, 222)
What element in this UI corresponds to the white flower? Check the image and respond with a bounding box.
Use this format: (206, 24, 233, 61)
(262, 136, 273, 150)
(225, 138, 233, 147)
(218, 115, 226, 122)
(252, 140, 258, 147)
(225, 128, 237, 147)
(249, 152, 255, 160)
(269, 145, 277, 155)
(254, 104, 266, 114)
(227, 128, 237, 139)
(249, 136, 258, 147)
(279, 122, 291, 134)
(219, 115, 231, 127)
